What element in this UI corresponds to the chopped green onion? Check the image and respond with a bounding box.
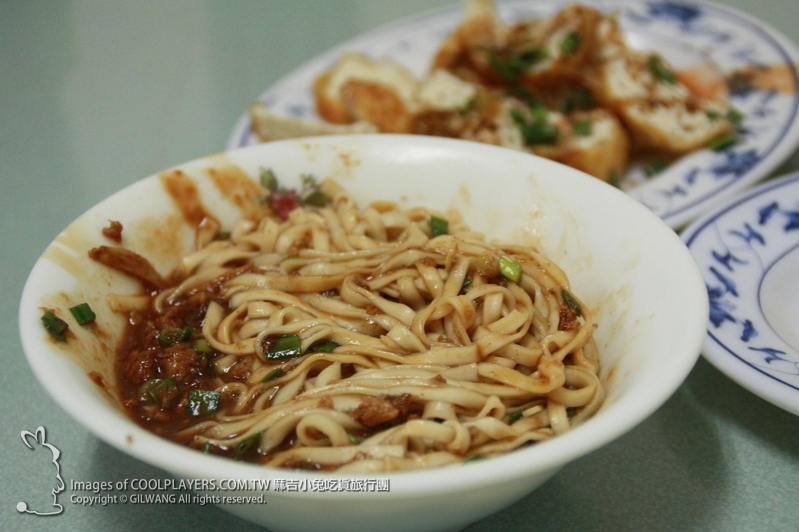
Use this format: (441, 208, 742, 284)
(191, 338, 213, 354)
(508, 410, 525, 424)
(490, 54, 526, 82)
(69, 303, 96, 325)
(262, 368, 285, 382)
(572, 119, 592, 137)
(299, 174, 329, 207)
(309, 340, 339, 353)
(648, 55, 677, 84)
(726, 108, 745, 125)
(707, 132, 739, 151)
(520, 119, 560, 144)
(499, 255, 522, 283)
(264, 334, 303, 360)
(303, 190, 329, 207)
(644, 159, 669, 177)
(461, 277, 472, 292)
(41, 311, 68, 342)
(560, 31, 582, 54)
(187, 390, 221, 416)
(530, 104, 549, 122)
(463, 454, 487, 463)
(519, 46, 548, 65)
(507, 87, 542, 108)
(608, 169, 620, 188)
(559, 88, 594, 112)
(457, 96, 477, 115)
(430, 216, 449, 237)
(138, 378, 177, 404)
(260, 168, 278, 191)
(233, 433, 261, 460)
(489, 47, 548, 82)
(561, 289, 582, 316)
(158, 327, 193, 346)
(347, 433, 359, 445)
(511, 109, 560, 145)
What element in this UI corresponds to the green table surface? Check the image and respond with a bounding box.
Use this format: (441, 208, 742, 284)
(3, 1, 799, 531)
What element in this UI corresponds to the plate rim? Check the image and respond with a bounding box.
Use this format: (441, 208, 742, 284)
(682, 170, 799, 416)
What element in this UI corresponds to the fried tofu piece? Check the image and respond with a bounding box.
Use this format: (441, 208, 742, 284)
(557, 109, 630, 181)
(249, 102, 377, 142)
(510, 107, 629, 182)
(434, 2, 607, 89)
(280, 0, 737, 181)
(414, 69, 479, 112)
(432, 0, 503, 82)
(313, 53, 417, 132)
(509, 4, 605, 89)
(586, 54, 692, 107)
(616, 99, 733, 153)
(340, 79, 414, 133)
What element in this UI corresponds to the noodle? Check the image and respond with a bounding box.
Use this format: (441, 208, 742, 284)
(112, 176, 604, 471)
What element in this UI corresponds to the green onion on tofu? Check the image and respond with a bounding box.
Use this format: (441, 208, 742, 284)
(648, 55, 677, 84)
(499, 255, 522, 283)
(559, 88, 594, 112)
(430, 216, 449, 237)
(490, 46, 548, 82)
(511, 109, 560, 145)
(707, 132, 739, 151)
(560, 31, 582, 54)
(69, 303, 96, 325)
(187, 390, 221, 416)
(572, 119, 592, 137)
(726, 108, 745, 125)
(41, 311, 68, 342)
(608, 169, 620, 188)
(644, 159, 669, 177)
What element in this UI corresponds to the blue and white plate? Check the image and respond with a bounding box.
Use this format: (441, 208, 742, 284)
(227, 0, 799, 229)
(683, 172, 799, 416)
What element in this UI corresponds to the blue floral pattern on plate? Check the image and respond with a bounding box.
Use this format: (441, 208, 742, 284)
(227, 0, 799, 229)
(683, 171, 799, 416)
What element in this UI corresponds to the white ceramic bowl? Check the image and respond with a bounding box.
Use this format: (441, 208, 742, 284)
(19, 135, 708, 532)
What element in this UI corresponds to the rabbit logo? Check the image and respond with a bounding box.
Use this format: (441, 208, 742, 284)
(16, 426, 65, 516)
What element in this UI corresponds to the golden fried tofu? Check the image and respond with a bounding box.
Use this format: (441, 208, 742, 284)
(616, 99, 733, 153)
(313, 52, 417, 132)
(556, 109, 630, 181)
(249, 102, 377, 143)
(510, 4, 605, 89)
(264, 0, 740, 182)
(432, 0, 503, 82)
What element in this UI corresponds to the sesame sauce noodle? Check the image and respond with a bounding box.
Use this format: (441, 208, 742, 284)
(115, 178, 604, 472)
